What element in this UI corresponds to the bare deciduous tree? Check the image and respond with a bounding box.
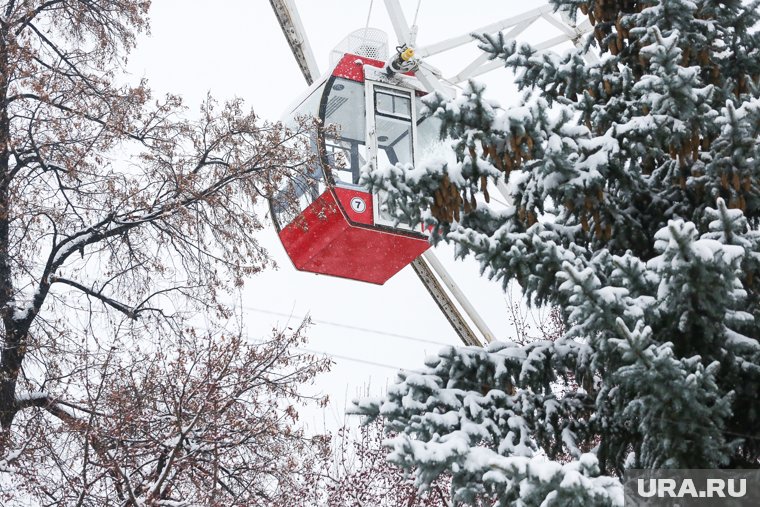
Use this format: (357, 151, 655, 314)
(323, 417, 454, 507)
(3, 323, 333, 505)
(0, 1, 329, 504)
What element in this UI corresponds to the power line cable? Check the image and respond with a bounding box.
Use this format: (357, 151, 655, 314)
(298, 343, 760, 442)
(152, 325, 760, 441)
(241, 305, 455, 348)
(296, 345, 422, 373)
(210, 323, 434, 373)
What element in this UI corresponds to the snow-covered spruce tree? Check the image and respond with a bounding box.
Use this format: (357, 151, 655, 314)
(354, 0, 760, 504)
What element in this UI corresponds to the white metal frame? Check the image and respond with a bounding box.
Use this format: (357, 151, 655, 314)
(269, 0, 320, 83)
(364, 78, 419, 228)
(270, 0, 594, 347)
(383, 0, 591, 93)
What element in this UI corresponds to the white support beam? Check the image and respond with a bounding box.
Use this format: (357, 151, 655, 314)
(570, 20, 600, 64)
(451, 18, 535, 84)
(410, 258, 482, 347)
(496, 179, 513, 207)
(416, 64, 453, 97)
(383, 0, 413, 45)
(422, 251, 496, 343)
(448, 22, 592, 83)
(416, 4, 553, 58)
(269, 0, 320, 84)
(383, 0, 455, 97)
(541, 11, 578, 38)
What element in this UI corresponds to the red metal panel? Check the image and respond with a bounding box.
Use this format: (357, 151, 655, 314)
(279, 192, 345, 271)
(279, 190, 429, 285)
(334, 187, 374, 225)
(332, 54, 384, 83)
(305, 223, 428, 284)
(332, 53, 417, 84)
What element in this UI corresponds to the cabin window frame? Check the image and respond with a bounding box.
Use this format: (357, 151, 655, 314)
(365, 80, 419, 228)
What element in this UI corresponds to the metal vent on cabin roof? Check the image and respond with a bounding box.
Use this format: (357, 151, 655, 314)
(330, 28, 388, 66)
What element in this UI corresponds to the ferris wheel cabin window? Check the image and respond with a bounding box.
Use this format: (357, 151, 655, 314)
(322, 78, 367, 186)
(375, 89, 412, 119)
(373, 86, 414, 168)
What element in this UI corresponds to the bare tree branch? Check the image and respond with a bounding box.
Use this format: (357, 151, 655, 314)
(51, 276, 137, 319)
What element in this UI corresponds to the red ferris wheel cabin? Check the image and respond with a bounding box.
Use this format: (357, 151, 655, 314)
(271, 30, 441, 285)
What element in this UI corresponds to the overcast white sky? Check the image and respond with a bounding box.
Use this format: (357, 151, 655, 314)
(126, 0, 572, 431)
